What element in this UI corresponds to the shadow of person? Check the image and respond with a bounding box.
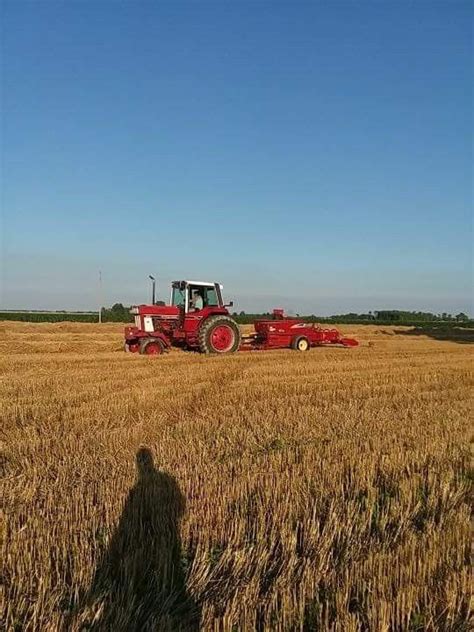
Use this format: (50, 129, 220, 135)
(77, 448, 199, 631)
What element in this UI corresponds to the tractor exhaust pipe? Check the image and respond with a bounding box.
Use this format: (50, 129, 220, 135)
(149, 275, 156, 304)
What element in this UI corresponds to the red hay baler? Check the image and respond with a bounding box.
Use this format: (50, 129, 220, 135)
(240, 308, 359, 351)
(124, 280, 358, 356)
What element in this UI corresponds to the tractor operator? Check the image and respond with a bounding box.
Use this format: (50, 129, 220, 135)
(191, 290, 204, 311)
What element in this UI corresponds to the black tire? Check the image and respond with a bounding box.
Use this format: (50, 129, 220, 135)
(291, 336, 310, 352)
(139, 338, 165, 355)
(198, 315, 241, 354)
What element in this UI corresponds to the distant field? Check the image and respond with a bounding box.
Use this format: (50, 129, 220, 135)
(2, 321, 472, 631)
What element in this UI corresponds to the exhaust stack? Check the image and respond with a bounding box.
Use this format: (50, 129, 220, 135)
(149, 275, 156, 304)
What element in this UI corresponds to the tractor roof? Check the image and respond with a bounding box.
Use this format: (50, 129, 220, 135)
(172, 280, 223, 288)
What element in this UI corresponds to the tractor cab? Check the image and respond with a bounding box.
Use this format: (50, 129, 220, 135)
(170, 280, 225, 313)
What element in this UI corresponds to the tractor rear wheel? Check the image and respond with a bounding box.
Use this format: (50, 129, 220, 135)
(292, 336, 310, 352)
(198, 316, 241, 354)
(140, 338, 165, 356)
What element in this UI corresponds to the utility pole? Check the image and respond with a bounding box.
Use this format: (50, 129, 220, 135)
(98, 270, 103, 324)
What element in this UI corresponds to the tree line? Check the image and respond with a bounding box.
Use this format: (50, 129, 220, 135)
(0, 304, 471, 326)
(231, 309, 471, 325)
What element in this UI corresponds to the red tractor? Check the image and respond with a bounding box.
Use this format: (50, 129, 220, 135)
(125, 280, 241, 355)
(124, 279, 358, 355)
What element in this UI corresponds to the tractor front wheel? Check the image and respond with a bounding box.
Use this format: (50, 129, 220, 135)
(198, 316, 241, 354)
(140, 338, 165, 356)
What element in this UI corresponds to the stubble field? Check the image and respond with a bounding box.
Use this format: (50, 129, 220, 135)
(1, 321, 472, 631)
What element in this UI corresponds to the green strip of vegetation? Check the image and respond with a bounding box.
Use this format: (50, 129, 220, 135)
(1, 306, 472, 327)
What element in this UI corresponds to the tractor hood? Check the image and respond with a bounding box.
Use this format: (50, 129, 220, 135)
(131, 305, 180, 317)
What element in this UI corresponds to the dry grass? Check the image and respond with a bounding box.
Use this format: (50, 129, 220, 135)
(1, 321, 472, 631)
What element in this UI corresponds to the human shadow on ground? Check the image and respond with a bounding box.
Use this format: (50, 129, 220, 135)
(394, 325, 474, 344)
(77, 448, 199, 631)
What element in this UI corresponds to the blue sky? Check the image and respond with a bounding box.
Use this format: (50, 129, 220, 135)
(1, 1, 472, 314)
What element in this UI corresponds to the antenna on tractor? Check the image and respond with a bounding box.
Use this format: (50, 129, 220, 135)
(149, 275, 156, 304)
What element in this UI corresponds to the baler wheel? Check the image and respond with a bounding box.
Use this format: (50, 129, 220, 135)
(292, 336, 310, 352)
(139, 338, 165, 356)
(199, 316, 241, 354)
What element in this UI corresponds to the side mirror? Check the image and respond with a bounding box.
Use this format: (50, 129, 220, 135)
(225, 300, 234, 308)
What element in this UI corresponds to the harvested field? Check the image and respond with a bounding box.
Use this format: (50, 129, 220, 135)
(1, 321, 472, 631)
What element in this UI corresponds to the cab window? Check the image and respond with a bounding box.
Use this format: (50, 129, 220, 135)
(171, 287, 185, 307)
(204, 287, 218, 306)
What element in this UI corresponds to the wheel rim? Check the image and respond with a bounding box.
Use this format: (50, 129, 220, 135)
(298, 339, 308, 351)
(210, 324, 235, 352)
(144, 342, 162, 355)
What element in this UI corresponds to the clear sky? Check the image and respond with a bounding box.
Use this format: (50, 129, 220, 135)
(1, 1, 472, 315)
